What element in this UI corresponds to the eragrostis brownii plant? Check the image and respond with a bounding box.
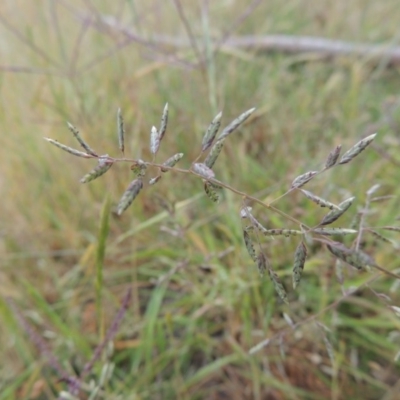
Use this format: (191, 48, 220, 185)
(44, 104, 400, 305)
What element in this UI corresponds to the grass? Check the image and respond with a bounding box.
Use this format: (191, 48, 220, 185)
(1, 0, 400, 399)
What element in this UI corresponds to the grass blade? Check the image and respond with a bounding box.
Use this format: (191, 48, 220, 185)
(96, 196, 111, 339)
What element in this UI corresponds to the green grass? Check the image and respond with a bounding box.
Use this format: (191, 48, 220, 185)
(1, 1, 400, 399)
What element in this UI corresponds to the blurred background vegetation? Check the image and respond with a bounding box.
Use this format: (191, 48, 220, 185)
(1, 0, 400, 399)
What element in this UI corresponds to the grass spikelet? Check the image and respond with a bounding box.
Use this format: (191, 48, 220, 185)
(324, 145, 342, 169)
(44, 137, 92, 158)
(192, 162, 215, 179)
(256, 252, 268, 276)
(204, 181, 220, 203)
(291, 171, 319, 189)
(268, 267, 289, 304)
(312, 227, 358, 236)
(243, 229, 257, 261)
(159, 103, 168, 141)
(320, 197, 355, 226)
(262, 228, 303, 237)
(204, 138, 225, 168)
(202, 111, 222, 152)
(327, 242, 375, 270)
(370, 195, 395, 203)
(300, 189, 340, 210)
(130, 160, 147, 177)
(217, 107, 256, 140)
(116, 178, 143, 215)
(117, 108, 125, 154)
(67, 122, 98, 156)
(149, 175, 161, 185)
(247, 212, 267, 232)
(367, 229, 395, 245)
(160, 153, 184, 172)
(382, 226, 400, 232)
(293, 241, 307, 289)
(150, 126, 160, 154)
(240, 206, 252, 219)
(80, 157, 113, 183)
(339, 133, 377, 165)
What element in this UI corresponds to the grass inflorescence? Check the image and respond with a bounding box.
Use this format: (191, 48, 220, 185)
(2, 1, 400, 399)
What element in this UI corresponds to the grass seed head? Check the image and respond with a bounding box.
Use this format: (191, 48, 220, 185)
(202, 111, 222, 152)
(300, 189, 340, 210)
(339, 133, 377, 165)
(243, 229, 257, 262)
(327, 242, 375, 270)
(161, 153, 184, 172)
(44, 137, 92, 159)
(150, 126, 160, 154)
(291, 171, 319, 189)
(192, 162, 215, 179)
(256, 252, 268, 276)
(117, 108, 125, 154)
(159, 103, 168, 142)
(204, 181, 220, 203)
(80, 157, 113, 183)
(320, 196, 355, 226)
(292, 241, 307, 289)
(130, 159, 147, 177)
(67, 122, 98, 157)
(268, 267, 289, 304)
(217, 107, 256, 141)
(312, 227, 358, 236)
(204, 138, 225, 169)
(324, 145, 342, 169)
(116, 178, 143, 215)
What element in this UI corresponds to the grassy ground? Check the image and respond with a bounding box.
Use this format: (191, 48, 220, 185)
(1, 1, 400, 399)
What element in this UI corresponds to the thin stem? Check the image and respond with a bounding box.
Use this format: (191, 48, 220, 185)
(106, 155, 308, 228)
